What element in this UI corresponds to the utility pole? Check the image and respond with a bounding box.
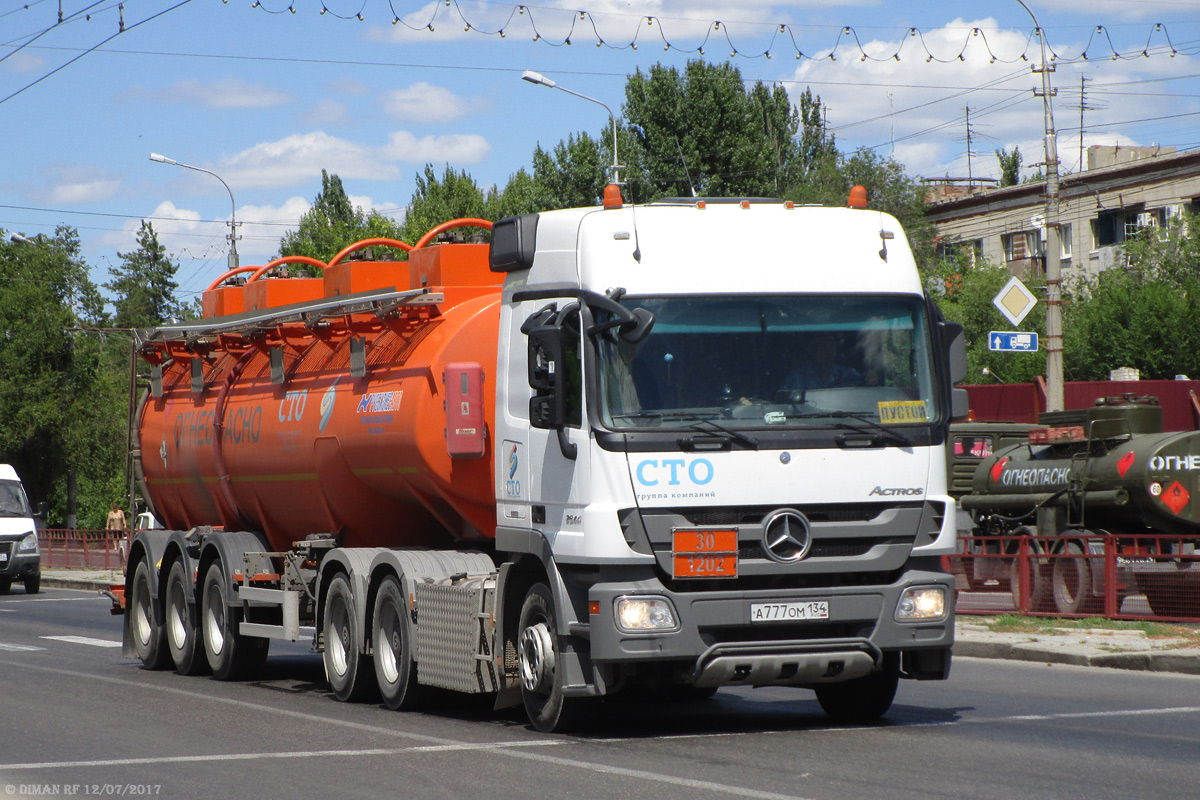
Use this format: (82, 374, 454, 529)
(1015, 0, 1064, 412)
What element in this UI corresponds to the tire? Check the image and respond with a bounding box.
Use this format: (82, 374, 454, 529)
(130, 559, 171, 670)
(1010, 556, 1051, 613)
(23, 574, 40, 594)
(0, 577, 12, 594)
(323, 572, 374, 702)
(372, 575, 426, 710)
(201, 561, 268, 680)
(165, 560, 208, 675)
(1052, 541, 1102, 616)
(518, 582, 587, 733)
(1141, 576, 1198, 619)
(815, 654, 900, 723)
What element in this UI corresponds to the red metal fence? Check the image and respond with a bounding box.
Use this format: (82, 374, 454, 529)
(38, 529, 128, 571)
(945, 533, 1200, 621)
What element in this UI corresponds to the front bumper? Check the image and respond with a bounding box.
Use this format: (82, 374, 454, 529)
(0, 544, 40, 581)
(587, 565, 954, 686)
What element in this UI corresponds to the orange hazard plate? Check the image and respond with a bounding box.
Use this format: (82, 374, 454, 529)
(672, 529, 738, 579)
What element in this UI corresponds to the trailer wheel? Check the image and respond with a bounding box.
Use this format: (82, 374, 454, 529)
(201, 561, 268, 681)
(1052, 542, 1101, 616)
(323, 572, 374, 702)
(518, 582, 586, 733)
(1141, 577, 1197, 619)
(129, 559, 171, 670)
(814, 654, 899, 723)
(165, 559, 208, 675)
(372, 575, 425, 710)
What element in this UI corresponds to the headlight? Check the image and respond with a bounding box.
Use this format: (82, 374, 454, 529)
(18, 533, 39, 554)
(895, 586, 946, 622)
(614, 596, 679, 632)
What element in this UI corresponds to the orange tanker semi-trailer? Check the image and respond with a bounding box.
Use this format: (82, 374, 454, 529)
(137, 227, 502, 552)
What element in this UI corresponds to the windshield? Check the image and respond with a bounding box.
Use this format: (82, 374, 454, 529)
(596, 295, 939, 431)
(0, 480, 32, 518)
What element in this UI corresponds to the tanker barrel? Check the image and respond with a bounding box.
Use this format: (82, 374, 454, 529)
(960, 488, 1130, 512)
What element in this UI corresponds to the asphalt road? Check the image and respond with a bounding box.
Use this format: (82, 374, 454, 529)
(1, 587, 1198, 800)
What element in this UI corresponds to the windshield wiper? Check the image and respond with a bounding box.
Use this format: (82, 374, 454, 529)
(824, 411, 913, 446)
(680, 414, 759, 450)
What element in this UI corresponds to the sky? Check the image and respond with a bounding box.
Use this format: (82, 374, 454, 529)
(3, 0, 1200, 305)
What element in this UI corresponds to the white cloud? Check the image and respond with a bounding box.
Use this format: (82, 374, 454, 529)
(788, 17, 1188, 180)
(300, 99, 352, 127)
(26, 165, 122, 206)
(363, 1, 862, 45)
(1, 51, 46, 74)
(381, 82, 474, 124)
(124, 78, 293, 109)
(213, 130, 490, 190)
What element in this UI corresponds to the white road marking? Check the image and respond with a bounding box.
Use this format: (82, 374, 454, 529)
(1, 658, 1197, 800)
(0, 643, 45, 652)
(40, 635, 121, 648)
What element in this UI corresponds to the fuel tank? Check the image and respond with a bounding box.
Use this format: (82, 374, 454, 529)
(137, 236, 504, 551)
(969, 428, 1200, 533)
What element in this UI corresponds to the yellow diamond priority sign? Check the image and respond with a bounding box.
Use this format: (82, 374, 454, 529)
(992, 276, 1037, 326)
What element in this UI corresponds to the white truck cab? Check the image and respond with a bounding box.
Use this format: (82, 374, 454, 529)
(490, 197, 966, 727)
(0, 464, 42, 594)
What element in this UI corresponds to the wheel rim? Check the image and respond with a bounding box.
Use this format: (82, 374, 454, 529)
(328, 594, 351, 676)
(133, 577, 152, 647)
(519, 620, 555, 694)
(167, 576, 187, 651)
(204, 579, 226, 656)
(376, 601, 400, 684)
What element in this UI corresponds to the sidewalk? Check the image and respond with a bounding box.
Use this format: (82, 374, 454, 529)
(36, 568, 1200, 676)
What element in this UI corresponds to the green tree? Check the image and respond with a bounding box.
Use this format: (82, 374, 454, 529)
(279, 170, 404, 262)
(399, 164, 489, 245)
(923, 248, 1047, 384)
(1063, 214, 1200, 380)
(622, 60, 804, 200)
(106, 221, 181, 328)
(996, 147, 1022, 187)
(0, 227, 124, 527)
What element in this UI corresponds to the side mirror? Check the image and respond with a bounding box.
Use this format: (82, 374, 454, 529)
(940, 321, 969, 421)
(35, 501, 48, 519)
(527, 326, 567, 430)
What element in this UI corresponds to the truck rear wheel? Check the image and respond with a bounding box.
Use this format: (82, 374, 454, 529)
(323, 572, 374, 702)
(814, 654, 899, 723)
(165, 559, 208, 675)
(1010, 557, 1050, 613)
(1052, 542, 1101, 616)
(518, 582, 586, 733)
(130, 559, 171, 670)
(372, 575, 425, 710)
(201, 560, 268, 680)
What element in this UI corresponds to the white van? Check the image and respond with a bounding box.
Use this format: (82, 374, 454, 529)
(0, 464, 41, 594)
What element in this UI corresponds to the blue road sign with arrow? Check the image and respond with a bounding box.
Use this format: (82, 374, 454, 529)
(988, 331, 1038, 352)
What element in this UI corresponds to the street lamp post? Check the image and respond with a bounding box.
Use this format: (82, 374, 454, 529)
(522, 70, 622, 186)
(149, 153, 240, 271)
(1012, 0, 1064, 412)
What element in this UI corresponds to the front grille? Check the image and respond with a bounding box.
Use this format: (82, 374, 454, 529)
(738, 538, 890, 561)
(674, 504, 888, 527)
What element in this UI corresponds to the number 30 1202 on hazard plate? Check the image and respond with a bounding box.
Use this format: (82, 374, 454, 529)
(749, 601, 829, 622)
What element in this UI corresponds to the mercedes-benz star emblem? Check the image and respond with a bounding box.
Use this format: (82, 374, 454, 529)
(761, 509, 812, 563)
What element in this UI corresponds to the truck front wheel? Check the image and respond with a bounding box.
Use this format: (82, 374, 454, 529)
(323, 572, 374, 702)
(201, 560, 268, 680)
(814, 654, 899, 723)
(518, 582, 586, 733)
(130, 559, 170, 670)
(372, 575, 425, 710)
